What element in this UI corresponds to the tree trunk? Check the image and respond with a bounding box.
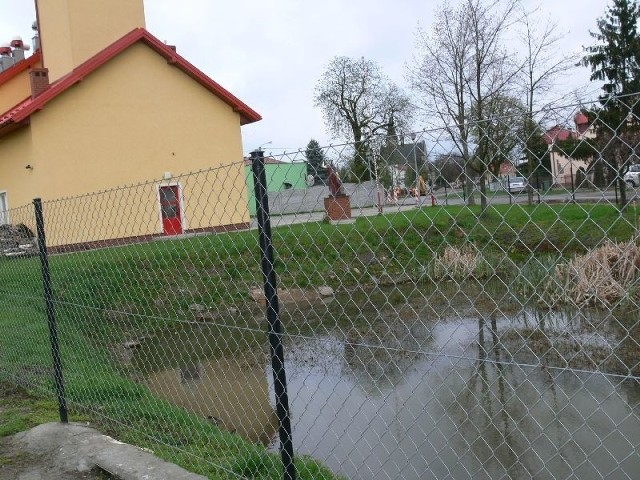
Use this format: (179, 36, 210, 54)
(465, 166, 476, 206)
(527, 151, 534, 205)
(479, 174, 488, 215)
(353, 129, 370, 183)
(618, 165, 628, 210)
(593, 160, 605, 188)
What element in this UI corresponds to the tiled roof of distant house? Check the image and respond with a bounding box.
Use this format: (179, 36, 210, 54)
(543, 125, 578, 144)
(543, 112, 594, 144)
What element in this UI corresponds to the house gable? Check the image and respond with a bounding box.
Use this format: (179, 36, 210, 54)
(26, 41, 248, 196)
(0, 29, 261, 135)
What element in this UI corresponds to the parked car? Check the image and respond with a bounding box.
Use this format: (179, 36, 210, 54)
(624, 164, 640, 188)
(508, 176, 528, 193)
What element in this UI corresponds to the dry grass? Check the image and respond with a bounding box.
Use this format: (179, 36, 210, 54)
(556, 240, 640, 307)
(432, 245, 481, 280)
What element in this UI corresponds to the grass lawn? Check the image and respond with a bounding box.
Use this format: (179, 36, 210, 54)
(0, 382, 65, 438)
(0, 202, 636, 478)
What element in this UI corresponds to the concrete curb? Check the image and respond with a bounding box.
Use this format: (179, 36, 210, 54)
(11, 422, 208, 480)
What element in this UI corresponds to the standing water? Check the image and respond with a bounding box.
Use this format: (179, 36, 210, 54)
(134, 284, 640, 479)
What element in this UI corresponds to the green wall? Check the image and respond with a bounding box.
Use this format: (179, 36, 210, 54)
(245, 162, 308, 215)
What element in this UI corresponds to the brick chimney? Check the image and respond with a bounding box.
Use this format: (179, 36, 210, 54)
(30, 68, 50, 98)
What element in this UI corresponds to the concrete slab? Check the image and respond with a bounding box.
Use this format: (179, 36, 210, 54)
(328, 218, 356, 225)
(10, 423, 208, 480)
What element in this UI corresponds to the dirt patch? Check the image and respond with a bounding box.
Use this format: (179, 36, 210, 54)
(250, 286, 335, 306)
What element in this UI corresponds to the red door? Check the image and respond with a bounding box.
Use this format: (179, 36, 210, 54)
(159, 185, 183, 235)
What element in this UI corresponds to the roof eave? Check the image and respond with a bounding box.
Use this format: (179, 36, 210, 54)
(239, 109, 262, 125)
(0, 28, 262, 128)
(0, 118, 30, 138)
(145, 34, 261, 124)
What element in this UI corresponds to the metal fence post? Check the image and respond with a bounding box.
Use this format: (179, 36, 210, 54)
(33, 198, 68, 424)
(251, 150, 296, 480)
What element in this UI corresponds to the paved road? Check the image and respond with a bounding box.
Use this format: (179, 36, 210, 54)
(252, 187, 635, 230)
(436, 187, 637, 206)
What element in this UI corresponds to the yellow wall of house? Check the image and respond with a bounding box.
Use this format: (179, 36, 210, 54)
(1, 42, 250, 246)
(0, 127, 35, 221)
(0, 60, 42, 114)
(37, 0, 146, 82)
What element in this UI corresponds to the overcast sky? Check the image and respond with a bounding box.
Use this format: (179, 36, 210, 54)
(0, 0, 610, 155)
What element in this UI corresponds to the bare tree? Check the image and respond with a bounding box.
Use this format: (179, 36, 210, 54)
(518, 6, 576, 204)
(314, 56, 413, 181)
(407, 0, 520, 212)
(433, 153, 465, 186)
(470, 93, 527, 178)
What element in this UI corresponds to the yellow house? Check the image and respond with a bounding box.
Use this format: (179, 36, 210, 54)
(0, 0, 261, 248)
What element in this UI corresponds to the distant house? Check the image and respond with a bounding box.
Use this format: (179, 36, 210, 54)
(0, 0, 261, 247)
(380, 140, 428, 187)
(244, 157, 308, 215)
(543, 112, 594, 188)
(499, 160, 518, 180)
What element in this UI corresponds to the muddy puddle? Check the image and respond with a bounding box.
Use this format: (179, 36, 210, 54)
(130, 282, 640, 479)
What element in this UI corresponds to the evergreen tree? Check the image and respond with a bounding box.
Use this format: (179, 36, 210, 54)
(581, 0, 640, 207)
(525, 129, 553, 188)
(305, 139, 328, 185)
(582, 0, 640, 103)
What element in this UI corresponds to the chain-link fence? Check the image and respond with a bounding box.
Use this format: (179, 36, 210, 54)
(1, 96, 640, 480)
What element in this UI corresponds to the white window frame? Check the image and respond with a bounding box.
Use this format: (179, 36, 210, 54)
(0, 191, 9, 225)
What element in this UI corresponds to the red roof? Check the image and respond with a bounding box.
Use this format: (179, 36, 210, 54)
(543, 112, 594, 143)
(0, 97, 32, 125)
(0, 28, 261, 132)
(543, 125, 577, 144)
(0, 51, 42, 87)
(574, 112, 591, 134)
(574, 112, 589, 125)
(499, 161, 515, 175)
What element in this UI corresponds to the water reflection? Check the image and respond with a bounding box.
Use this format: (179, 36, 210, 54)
(282, 308, 640, 480)
(342, 319, 433, 394)
(179, 363, 202, 383)
(146, 358, 278, 446)
(130, 283, 640, 479)
(451, 315, 537, 478)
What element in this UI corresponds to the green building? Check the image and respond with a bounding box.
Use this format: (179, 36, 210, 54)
(245, 159, 308, 215)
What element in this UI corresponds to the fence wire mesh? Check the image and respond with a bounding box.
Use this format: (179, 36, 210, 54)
(1, 96, 640, 480)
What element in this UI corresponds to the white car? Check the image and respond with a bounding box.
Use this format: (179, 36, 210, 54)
(624, 164, 640, 188)
(508, 177, 528, 193)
